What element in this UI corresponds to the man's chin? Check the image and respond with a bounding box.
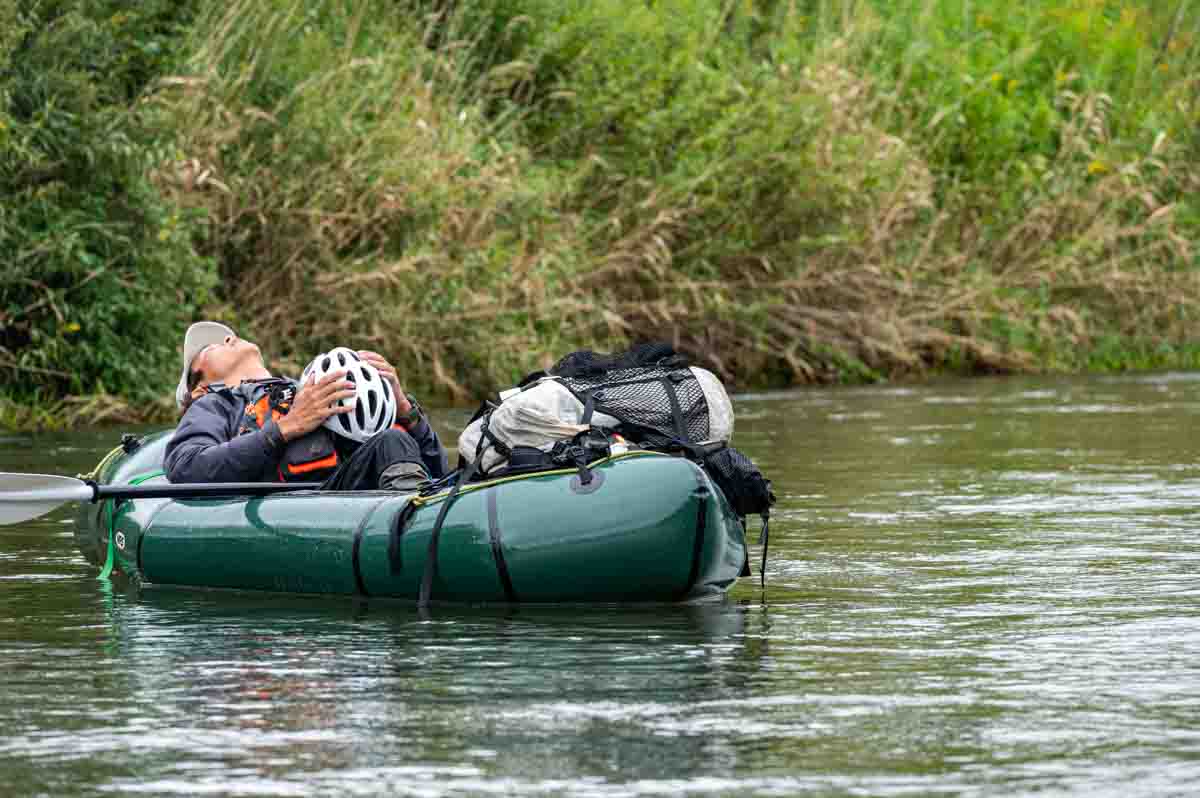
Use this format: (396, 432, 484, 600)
(234, 341, 267, 371)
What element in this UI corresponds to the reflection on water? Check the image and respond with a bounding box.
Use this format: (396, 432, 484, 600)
(2, 373, 1200, 796)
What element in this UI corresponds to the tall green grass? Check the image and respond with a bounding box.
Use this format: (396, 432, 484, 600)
(4, 0, 1199, 429)
(0, 0, 215, 413)
(153, 0, 1196, 397)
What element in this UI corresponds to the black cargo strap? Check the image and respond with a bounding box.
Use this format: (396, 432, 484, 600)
(660, 372, 688, 440)
(580, 391, 597, 426)
(419, 428, 491, 608)
(418, 468, 460, 497)
(549, 441, 591, 485)
(549, 427, 610, 486)
(388, 499, 419, 574)
(486, 489, 517, 602)
(418, 458, 478, 608)
(758, 511, 770, 589)
(478, 410, 511, 461)
(572, 393, 600, 485)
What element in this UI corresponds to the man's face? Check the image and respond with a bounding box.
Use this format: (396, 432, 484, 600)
(192, 335, 263, 386)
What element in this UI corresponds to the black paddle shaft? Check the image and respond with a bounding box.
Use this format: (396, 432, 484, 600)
(90, 481, 322, 502)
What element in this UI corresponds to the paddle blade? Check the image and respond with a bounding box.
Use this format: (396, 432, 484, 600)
(0, 473, 94, 525)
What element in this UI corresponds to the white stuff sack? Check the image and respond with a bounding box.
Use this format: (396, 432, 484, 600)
(690, 366, 734, 444)
(458, 379, 620, 473)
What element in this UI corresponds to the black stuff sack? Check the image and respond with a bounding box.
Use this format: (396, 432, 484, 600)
(703, 446, 775, 519)
(703, 445, 776, 587)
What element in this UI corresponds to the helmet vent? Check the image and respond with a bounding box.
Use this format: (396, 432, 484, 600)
(368, 391, 378, 417)
(346, 371, 356, 383)
(355, 401, 366, 429)
(322, 356, 331, 371)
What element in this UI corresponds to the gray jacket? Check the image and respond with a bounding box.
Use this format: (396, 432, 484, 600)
(165, 379, 447, 483)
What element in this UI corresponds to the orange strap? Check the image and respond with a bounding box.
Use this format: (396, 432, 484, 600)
(283, 453, 339, 475)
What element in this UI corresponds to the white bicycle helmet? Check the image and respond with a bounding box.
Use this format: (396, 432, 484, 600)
(301, 347, 397, 442)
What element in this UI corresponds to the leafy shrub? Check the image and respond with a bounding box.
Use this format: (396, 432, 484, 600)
(0, 0, 215, 405)
(860, 0, 1197, 189)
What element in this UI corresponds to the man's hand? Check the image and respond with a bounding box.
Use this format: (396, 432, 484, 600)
(277, 370, 356, 442)
(358, 350, 412, 414)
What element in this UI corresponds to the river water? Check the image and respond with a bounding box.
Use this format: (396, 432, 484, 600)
(1, 374, 1198, 796)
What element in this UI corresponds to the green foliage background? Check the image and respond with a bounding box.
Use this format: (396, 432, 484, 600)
(1, 0, 214, 417)
(2, 0, 1198, 428)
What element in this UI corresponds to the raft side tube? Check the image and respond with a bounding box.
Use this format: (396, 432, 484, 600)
(139, 492, 413, 595)
(358, 454, 745, 603)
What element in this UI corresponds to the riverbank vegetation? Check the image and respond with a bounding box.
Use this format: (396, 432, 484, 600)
(3, 0, 1198, 429)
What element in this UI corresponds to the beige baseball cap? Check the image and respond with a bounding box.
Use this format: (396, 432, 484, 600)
(175, 321, 236, 408)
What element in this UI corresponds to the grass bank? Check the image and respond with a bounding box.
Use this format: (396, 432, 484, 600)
(3, 0, 1199, 429)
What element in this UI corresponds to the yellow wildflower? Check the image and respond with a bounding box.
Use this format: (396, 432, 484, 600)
(1087, 160, 1109, 176)
(63, 322, 81, 335)
(1007, 79, 1018, 94)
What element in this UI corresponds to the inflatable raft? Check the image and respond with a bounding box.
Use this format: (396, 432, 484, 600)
(74, 432, 749, 603)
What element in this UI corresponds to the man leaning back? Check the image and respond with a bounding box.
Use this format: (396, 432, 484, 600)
(166, 321, 447, 491)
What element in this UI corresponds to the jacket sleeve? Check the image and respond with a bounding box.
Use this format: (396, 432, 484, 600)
(404, 417, 449, 479)
(164, 395, 287, 483)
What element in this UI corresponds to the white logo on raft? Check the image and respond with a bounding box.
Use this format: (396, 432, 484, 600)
(115, 532, 126, 551)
